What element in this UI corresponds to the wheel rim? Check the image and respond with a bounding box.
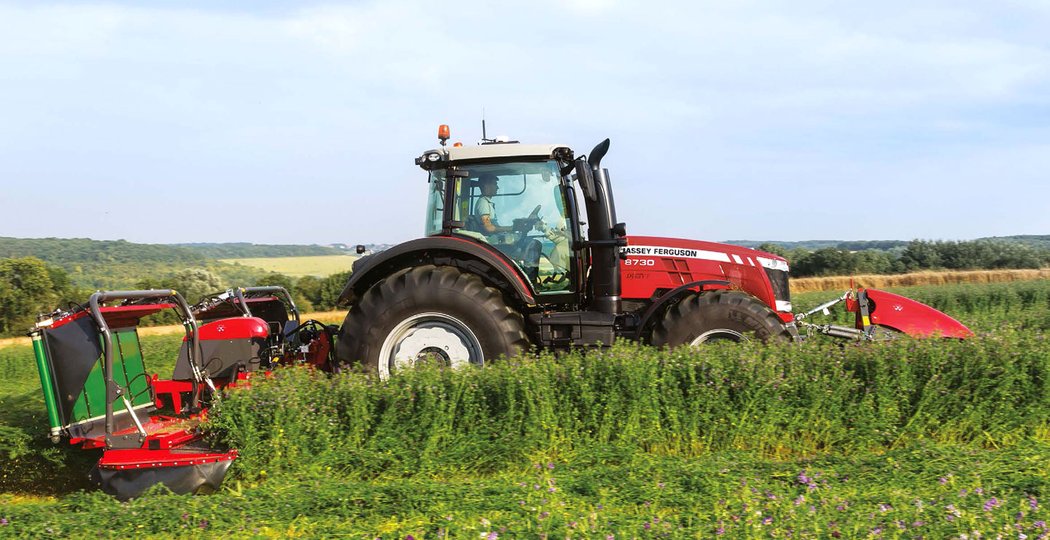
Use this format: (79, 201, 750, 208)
(378, 312, 483, 378)
(689, 328, 749, 345)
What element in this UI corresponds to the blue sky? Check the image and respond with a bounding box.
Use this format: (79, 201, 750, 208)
(1, 1, 1047, 245)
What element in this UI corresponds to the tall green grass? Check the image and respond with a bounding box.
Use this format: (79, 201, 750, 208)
(0, 280, 1047, 537)
(208, 335, 1049, 479)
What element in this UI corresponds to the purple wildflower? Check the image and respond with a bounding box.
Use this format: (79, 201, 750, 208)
(606, 535, 615, 540)
(762, 516, 773, 525)
(975, 487, 984, 495)
(939, 476, 949, 485)
(1035, 520, 1046, 530)
(199, 520, 209, 529)
(798, 471, 811, 485)
(533, 484, 541, 490)
(836, 502, 848, 511)
(538, 511, 549, 519)
(794, 495, 805, 506)
(871, 526, 882, 535)
(1031, 496, 1040, 510)
(568, 522, 577, 528)
(984, 498, 1001, 511)
(547, 462, 555, 470)
(716, 526, 725, 535)
(879, 503, 893, 513)
(486, 533, 498, 540)
(0, 518, 8, 526)
(658, 482, 665, 489)
(548, 487, 556, 493)
(405, 536, 415, 540)
(912, 521, 926, 527)
(644, 522, 651, 530)
(959, 488, 968, 497)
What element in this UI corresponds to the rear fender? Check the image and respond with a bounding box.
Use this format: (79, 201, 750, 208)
(337, 236, 536, 308)
(860, 288, 973, 338)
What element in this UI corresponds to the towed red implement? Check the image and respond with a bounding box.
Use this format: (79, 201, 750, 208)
(29, 287, 335, 499)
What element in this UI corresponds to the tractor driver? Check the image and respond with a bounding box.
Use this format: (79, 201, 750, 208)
(474, 174, 513, 238)
(473, 174, 542, 282)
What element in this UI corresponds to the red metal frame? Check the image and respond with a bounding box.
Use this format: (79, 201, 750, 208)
(98, 448, 237, 470)
(49, 303, 176, 330)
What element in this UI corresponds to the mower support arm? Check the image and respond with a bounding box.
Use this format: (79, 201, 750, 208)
(235, 286, 301, 326)
(793, 292, 850, 322)
(89, 289, 203, 449)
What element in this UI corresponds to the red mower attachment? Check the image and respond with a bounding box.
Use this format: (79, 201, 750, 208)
(794, 286, 973, 340)
(29, 290, 241, 499)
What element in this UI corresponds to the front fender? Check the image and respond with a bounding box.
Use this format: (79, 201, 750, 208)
(337, 236, 536, 307)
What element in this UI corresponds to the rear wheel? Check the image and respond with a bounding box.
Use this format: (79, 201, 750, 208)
(335, 265, 529, 377)
(651, 290, 795, 347)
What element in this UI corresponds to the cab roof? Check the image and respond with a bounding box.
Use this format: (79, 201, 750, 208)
(436, 143, 571, 162)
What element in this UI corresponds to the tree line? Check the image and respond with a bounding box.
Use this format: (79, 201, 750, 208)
(760, 239, 1050, 277)
(0, 257, 352, 336)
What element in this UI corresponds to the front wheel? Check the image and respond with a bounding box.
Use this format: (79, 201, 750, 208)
(651, 290, 795, 347)
(335, 265, 529, 377)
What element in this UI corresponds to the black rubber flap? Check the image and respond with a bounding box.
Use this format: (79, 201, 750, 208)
(44, 316, 103, 425)
(92, 459, 234, 500)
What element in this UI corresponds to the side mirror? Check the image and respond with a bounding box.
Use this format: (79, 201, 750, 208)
(574, 158, 597, 202)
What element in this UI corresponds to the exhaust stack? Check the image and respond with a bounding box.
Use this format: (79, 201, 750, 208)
(581, 139, 625, 314)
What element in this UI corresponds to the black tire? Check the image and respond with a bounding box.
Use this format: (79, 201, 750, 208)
(651, 290, 795, 347)
(335, 265, 529, 376)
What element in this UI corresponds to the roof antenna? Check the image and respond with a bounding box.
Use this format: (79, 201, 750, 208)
(481, 109, 494, 144)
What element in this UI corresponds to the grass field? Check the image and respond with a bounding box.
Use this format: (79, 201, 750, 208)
(0, 280, 1047, 538)
(221, 255, 358, 277)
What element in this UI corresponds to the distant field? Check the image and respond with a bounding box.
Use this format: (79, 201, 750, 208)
(791, 267, 1050, 292)
(221, 255, 358, 277)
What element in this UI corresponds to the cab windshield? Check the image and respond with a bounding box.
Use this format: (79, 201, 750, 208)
(425, 160, 573, 293)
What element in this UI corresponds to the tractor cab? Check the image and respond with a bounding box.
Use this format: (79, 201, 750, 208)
(415, 130, 624, 315)
(424, 158, 578, 293)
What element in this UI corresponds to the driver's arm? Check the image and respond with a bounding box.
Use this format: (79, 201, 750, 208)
(480, 214, 511, 233)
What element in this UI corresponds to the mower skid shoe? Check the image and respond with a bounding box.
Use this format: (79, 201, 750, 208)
(93, 447, 237, 500)
(864, 288, 973, 338)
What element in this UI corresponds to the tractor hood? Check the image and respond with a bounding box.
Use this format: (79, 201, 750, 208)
(619, 235, 792, 313)
(622, 236, 790, 273)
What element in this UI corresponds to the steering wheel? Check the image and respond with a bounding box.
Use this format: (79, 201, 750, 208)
(513, 205, 543, 232)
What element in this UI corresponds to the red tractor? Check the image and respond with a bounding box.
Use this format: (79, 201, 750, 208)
(28, 128, 972, 498)
(334, 127, 970, 375)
